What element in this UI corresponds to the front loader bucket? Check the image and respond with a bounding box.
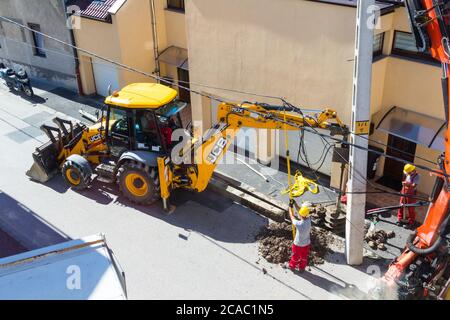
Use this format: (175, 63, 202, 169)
(26, 117, 83, 183)
(26, 138, 61, 183)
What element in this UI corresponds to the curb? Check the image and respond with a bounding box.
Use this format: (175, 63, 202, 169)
(209, 170, 288, 222)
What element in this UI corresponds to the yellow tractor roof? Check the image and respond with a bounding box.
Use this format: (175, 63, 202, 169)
(104, 83, 178, 109)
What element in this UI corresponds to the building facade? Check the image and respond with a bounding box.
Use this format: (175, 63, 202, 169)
(68, 0, 189, 101)
(0, 0, 78, 91)
(184, 0, 443, 195)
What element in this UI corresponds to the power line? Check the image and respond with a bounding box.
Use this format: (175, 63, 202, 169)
(0, 15, 229, 104)
(0, 14, 422, 260)
(0, 16, 290, 104)
(0, 15, 444, 178)
(348, 129, 438, 166)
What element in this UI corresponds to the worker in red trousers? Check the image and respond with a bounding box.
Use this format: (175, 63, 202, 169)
(397, 164, 420, 229)
(286, 200, 311, 273)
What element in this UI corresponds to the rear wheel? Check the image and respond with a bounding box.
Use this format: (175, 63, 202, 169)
(62, 156, 92, 190)
(118, 162, 160, 205)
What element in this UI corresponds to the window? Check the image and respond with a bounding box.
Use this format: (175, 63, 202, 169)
(373, 32, 384, 58)
(28, 23, 46, 57)
(167, 0, 185, 12)
(392, 31, 434, 63)
(177, 68, 190, 103)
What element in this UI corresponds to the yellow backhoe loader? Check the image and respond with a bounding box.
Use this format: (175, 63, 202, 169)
(26, 82, 348, 210)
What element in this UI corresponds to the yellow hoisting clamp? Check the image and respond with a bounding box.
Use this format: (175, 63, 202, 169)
(281, 171, 319, 197)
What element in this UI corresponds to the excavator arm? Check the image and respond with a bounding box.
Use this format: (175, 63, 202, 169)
(157, 101, 348, 208)
(191, 102, 348, 192)
(379, 0, 450, 300)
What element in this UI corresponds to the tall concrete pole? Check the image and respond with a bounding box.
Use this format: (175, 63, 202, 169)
(346, 0, 375, 265)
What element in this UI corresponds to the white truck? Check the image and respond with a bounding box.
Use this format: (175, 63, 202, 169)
(0, 234, 127, 300)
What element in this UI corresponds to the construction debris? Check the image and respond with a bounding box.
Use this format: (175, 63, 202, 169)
(310, 203, 346, 235)
(257, 221, 336, 266)
(363, 223, 395, 251)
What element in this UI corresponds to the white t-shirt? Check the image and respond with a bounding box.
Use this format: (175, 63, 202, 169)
(293, 217, 311, 247)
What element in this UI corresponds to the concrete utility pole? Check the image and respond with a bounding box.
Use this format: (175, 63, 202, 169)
(346, 0, 375, 265)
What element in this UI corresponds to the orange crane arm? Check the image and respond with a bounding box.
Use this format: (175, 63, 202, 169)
(383, 0, 450, 289)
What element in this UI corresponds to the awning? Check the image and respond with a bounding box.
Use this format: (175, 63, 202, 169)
(375, 106, 447, 151)
(158, 46, 189, 71)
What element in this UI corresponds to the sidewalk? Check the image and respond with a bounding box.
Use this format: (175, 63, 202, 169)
(214, 151, 422, 262)
(31, 79, 104, 123)
(216, 151, 339, 206)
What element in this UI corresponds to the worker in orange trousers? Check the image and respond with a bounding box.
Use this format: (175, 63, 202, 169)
(287, 200, 311, 273)
(397, 164, 420, 229)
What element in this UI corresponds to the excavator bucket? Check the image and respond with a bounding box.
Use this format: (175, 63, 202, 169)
(26, 117, 84, 183)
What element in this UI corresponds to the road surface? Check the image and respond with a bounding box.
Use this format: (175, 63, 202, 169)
(0, 82, 383, 299)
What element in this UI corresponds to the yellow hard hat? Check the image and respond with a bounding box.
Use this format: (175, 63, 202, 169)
(404, 164, 416, 174)
(299, 204, 310, 218)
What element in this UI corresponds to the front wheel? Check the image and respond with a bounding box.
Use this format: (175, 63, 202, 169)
(117, 162, 160, 205)
(23, 85, 34, 97)
(62, 155, 92, 190)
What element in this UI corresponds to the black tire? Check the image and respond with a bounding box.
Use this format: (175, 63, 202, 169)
(23, 86, 33, 97)
(117, 161, 160, 205)
(62, 156, 92, 190)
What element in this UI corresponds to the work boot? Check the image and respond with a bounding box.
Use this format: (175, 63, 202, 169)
(282, 262, 295, 271)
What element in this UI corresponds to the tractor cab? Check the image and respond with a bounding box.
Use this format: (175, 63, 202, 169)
(104, 83, 187, 158)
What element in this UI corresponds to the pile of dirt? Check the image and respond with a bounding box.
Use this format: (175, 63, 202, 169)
(257, 221, 335, 266)
(364, 227, 395, 251)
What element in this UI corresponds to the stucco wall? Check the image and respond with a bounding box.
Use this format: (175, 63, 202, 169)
(370, 8, 443, 194)
(115, 0, 156, 85)
(74, 0, 190, 96)
(186, 0, 356, 126)
(73, 0, 158, 95)
(0, 0, 77, 90)
(185, 0, 444, 193)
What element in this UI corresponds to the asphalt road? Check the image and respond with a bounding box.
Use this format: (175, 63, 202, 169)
(0, 82, 383, 300)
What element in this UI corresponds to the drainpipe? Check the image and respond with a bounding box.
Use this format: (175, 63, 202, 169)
(63, 0, 84, 95)
(69, 26, 84, 95)
(150, 0, 161, 82)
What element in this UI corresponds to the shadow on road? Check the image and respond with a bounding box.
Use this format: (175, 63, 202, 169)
(37, 175, 268, 244)
(1, 85, 47, 105)
(0, 190, 71, 251)
(298, 267, 369, 300)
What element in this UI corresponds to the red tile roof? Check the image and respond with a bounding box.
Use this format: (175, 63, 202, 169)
(67, 0, 118, 22)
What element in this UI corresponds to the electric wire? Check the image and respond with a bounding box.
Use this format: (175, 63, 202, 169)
(0, 15, 419, 259)
(348, 129, 438, 166)
(0, 17, 287, 103)
(0, 15, 444, 178)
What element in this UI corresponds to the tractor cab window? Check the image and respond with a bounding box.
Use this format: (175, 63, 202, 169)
(135, 110, 160, 151)
(156, 100, 187, 131)
(107, 106, 131, 157)
(109, 108, 129, 136)
(134, 102, 187, 152)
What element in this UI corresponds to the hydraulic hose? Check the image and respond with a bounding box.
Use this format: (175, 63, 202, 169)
(406, 233, 443, 255)
(406, 212, 450, 255)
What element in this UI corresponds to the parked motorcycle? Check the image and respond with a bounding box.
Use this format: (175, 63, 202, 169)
(0, 63, 34, 97)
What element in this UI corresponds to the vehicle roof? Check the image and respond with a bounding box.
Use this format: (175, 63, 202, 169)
(0, 234, 127, 300)
(104, 83, 178, 109)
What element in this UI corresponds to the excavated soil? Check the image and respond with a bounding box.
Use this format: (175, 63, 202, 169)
(257, 221, 336, 266)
